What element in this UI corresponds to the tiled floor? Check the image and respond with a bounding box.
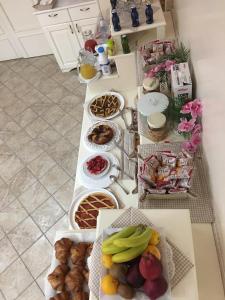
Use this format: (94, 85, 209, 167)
(0, 55, 85, 299)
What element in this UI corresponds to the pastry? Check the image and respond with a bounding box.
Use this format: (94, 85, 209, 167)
(70, 243, 88, 265)
(48, 264, 69, 291)
(86, 243, 93, 257)
(90, 95, 120, 118)
(88, 124, 114, 145)
(75, 193, 116, 229)
(49, 291, 70, 300)
(72, 291, 89, 300)
(65, 265, 84, 292)
(54, 238, 73, 264)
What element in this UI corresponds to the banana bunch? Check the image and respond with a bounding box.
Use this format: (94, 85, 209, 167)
(102, 225, 152, 263)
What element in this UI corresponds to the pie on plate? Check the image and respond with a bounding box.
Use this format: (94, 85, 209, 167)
(90, 94, 120, 118)
(88, 124, 114, 145)
(74, 192, 117, 229)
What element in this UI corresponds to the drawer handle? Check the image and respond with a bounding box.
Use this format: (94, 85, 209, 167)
(75, 23, 80, 33)
(69, 24, 74, 34)
(80, 7, 90, 11)
(48, 13, 58, 17)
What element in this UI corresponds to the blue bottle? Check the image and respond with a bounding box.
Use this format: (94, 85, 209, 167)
(131, 5, 140, 27)
(112, 9, 121, 32)
(145, 3, 154, 24)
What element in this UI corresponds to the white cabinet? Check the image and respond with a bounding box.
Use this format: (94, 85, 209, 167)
(74, 17, 98, 46)
(35, 1, 100, 71)
(44, 23, 80, 71)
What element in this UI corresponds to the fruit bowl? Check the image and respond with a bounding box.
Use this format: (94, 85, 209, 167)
(99, 226, 173, 300)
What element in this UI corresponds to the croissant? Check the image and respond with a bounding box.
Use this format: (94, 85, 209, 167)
(65, 265, 84, 292)
(49, 291, 70, 300)
(70, 243, 88, 265)
(48, 264, 70, 291)
(72, 291, 89, 300)
(54, 238, 73, 264)
(86, 243, 93, 257)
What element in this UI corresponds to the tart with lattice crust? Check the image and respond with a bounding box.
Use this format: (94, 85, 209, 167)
(75, 193, 116, 229)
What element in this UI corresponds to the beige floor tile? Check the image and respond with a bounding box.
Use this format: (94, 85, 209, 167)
(42, 61, 59, 76)
(0, 68, 15, 84)
(39, 165, 70, 194)
(4, 100, 27, 117)
(4, 75, 33, 98)
(0, 237, 18, 273)
(47, 138, 74, 164)
(8, 216, 42, 255)
(31, 56, 52, 69)
(0, 258, 33, 300)
(0, 227, 5, 241)
(62, 75, 81, 93)
(14, 108, 38, 128)
(0, 200, 28, 234)
(6, 130, 32, 152)
(60, 94, 82, 107)
(19, 181, 50, 214)
(65, 123, 82, 147)
(17, 282, 44, 300)
(31, 197, 64, 232)
(68, 102, 84, 122)
(21, 235, 52, 278)
(8, 168, 37, 197)
(30, 101, 52, 116)
(9, 59, 31, 74)
(0, 144, 14, 165)
(0, 110, 11, 128)
(53, 179, 75, 212)
(74, 84, 86, 98)
(45, 214, 69, 245)
(20, 88, 46, 106)
(46, 86, 72, 103)
(0, 154, 24, 183)
(36, 266, 49, 293)
(16, 140, 43, 164)
(60, 150, 78, 178)
(28, 152, 56, 179)
(0, 181, 16, 211)
(52, 70, 74, 84)
(54, 114, 77, 136)
(42, 104, 66, 125)
(25, 117, 49, 138)
(34, 127, 61, 152)
(35, 78, 58, 96)
(0, 121, 21, 142)
(0, 86, 19, 108)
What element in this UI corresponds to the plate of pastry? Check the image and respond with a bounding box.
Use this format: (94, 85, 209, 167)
(69, 188, 119, 229)
(79, 153, 120, 189)
(87, 92, 125, 121)
(45, 230, 96, 300)
(85, 121, 122, 152)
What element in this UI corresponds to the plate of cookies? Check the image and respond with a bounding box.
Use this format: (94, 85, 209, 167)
(84, 121, 122, 152)
(87, 92, 125, 121)
(45, 230, 96, 300)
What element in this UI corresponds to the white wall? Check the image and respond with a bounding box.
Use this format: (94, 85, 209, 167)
(173, 0, 225, 264)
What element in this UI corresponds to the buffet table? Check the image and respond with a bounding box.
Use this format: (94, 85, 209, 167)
(71, 83, 224, 300)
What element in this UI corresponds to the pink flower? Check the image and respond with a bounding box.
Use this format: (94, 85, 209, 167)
(146, 69, 156, 78)
(190, 99, 202, 118)
(154, 64, 164, 73)
(178, 118, 196, 133)
(190, 133, 201, 146)
(164, 60, 175, 71)
(181, 102, 192, 114)
(193, 124, 202, 135)
(182, 140, 197, 153)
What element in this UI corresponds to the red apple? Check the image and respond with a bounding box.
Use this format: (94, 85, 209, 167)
(139, 253, 162, 280)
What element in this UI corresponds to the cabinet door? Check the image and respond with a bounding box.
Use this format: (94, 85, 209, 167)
(44, 22, 80, 71)
(74, 17, 98, 48)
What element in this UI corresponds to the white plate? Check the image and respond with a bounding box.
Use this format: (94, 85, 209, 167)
(44, 230, 96, 300)
(84, 121, 122, 152)
(79, 153, 120, 189)
(137, 92, 169, 116)
(87, 91, 125, 121)
(69, 188, 119, 230)
(99, 227, 173, 300)
(83, 154, 111, 179)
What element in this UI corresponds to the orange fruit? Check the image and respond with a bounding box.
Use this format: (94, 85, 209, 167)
(101, 254, 113, 269)
(149, 229, 160, 245)
(101, 274, 119, 295)
(145, 245, 161, 260)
